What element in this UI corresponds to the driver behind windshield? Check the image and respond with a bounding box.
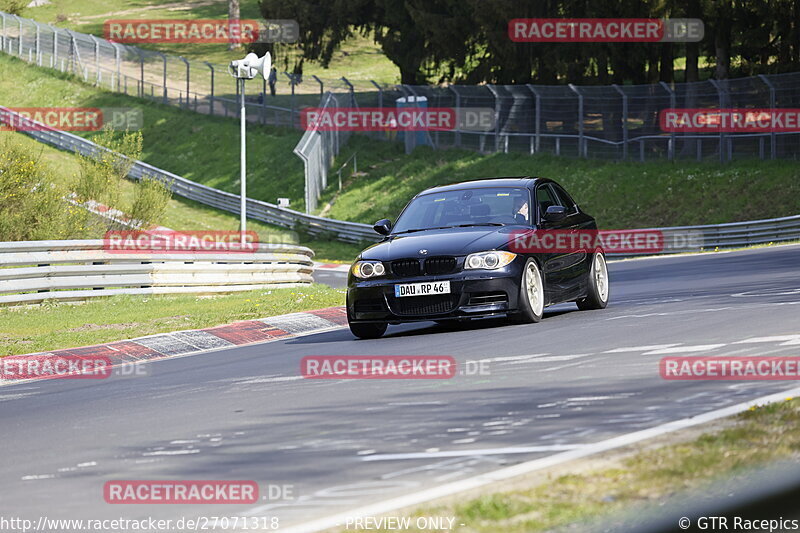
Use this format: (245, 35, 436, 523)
(513, 196, 530, 223)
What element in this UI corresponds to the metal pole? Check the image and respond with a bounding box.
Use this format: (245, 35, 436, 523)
(1, 13, 5, 52)
(486, 84, 501, 152)
(135, 49, 144, 98)
(370, 80, 383, 109)
(239, 77, 247, 242)
(34, 21, 40, 66)
(612, 84, 628, 160)
(17, 16, 23, 56)
(660, 81, 676, 161)
(178, 56, 190, 108)
(89, 35, 100, 85)
(568, 84, 585, 157)
(526, 84, 542, 154)
(204, 62, 215, 115)
(112, 43, 121, 91)
(312, 75, 324, 97)
(341, 76, 355, 107)
(156, 51, 167, 103)
(758, 74, 777, 160)
(450, 85, 462, 147)
(52, 25, 58, 70)
(709, 79, 726, 163)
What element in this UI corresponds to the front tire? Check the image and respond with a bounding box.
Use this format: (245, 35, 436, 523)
(577, 251, 609, 310)
(349, 321, 388, 339)
(510, 258, 544, 324)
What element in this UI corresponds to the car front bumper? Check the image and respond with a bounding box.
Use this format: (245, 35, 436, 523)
(347, 263, 524, 324)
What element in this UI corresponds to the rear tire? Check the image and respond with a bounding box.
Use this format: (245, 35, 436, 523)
(349, 321, 388, 339)
(577, 251, 609, 310)
(510, 258, 544, 324)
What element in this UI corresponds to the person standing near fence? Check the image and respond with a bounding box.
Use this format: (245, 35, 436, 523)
(268, 67, 277, 96)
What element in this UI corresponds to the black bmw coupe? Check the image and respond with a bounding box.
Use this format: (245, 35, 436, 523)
(346, 177, 609, 339)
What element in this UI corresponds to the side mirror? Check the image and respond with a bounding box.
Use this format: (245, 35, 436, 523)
(373, 219, 393, 236)
(543, 205, 567, 222)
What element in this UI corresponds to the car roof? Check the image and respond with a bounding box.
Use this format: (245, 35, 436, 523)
(417, 177, 547, 196)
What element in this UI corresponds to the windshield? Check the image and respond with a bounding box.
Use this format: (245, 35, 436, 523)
(392, 187, 531, 233)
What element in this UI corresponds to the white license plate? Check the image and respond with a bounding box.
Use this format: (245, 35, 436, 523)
(394, 281, 451, 298)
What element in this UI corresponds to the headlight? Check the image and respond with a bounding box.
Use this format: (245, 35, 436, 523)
(351, 260, 386, 279)
(464, 251, 516, 270)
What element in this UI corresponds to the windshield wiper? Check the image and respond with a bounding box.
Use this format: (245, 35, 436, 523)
(393, 226, 453, 234)
(394, 223, 505, 234)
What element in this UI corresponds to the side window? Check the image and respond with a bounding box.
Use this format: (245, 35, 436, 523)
(551, 184, 578, 214)
(535, 184, 563, 220)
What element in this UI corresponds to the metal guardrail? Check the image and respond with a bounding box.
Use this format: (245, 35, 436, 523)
(0, 106, 378, 243)
(3, 107, 799, 249)
(0, 240, 315, 306)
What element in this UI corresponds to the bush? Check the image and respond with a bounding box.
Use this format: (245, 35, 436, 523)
(75, 129, 143, 209)
(0, 0, 26, 15)
(0, 140, 94, 241)
(128, 175, 172, 228)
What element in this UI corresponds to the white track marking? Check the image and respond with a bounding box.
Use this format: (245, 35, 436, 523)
(604, 344, 680, 353)
(361, 445, 587, 461)
(642, 344, 726, 355)
(272, 385, 800, 533)
(734, 335, 800, 344)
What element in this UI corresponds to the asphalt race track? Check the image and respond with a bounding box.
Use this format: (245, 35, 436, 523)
(2, 244, 800, 531)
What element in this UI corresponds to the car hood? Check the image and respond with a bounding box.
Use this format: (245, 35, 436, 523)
(360, 226, 528, 261)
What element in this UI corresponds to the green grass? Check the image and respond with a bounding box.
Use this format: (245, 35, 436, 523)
(325, 136, 800, 229)
(22, 0, 401, 84)
(3, 131, 362, 262)
(0, 284, 345, 356)
(350, 397, 800, 533)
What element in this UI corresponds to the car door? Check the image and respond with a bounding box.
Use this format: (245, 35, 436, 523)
(534, 183, 586, 304)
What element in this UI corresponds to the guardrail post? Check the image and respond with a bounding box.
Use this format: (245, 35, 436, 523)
(659, 81, 676, 161)
(708, 79, 727, 163)
(612, 84, 628, 160)
(178, 56, 189, 108)
(526, 84, 542, 154)
(568, 84, 586, 157)
(204, 61, 215, 116)
(758, 74, 777, 160)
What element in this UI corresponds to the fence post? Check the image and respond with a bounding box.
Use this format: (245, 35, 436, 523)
(0, 12, 5, 52)
(313, 75, 324, 97)
(486, 84, 501, 152)
(283, 72, 296, 127)
(89, 34, 101, 85)
(178, 56, 189, 108)
(370, 80, 383, 109)
(341, 76, 355, 107)
(612, 84, 628, 160)
(17, 16, 22, 56)
(156, 51, 167, 103)
(450, 85, 462, 147)
(708, 79, 727, 163)
(659, 81, 676, 161)
(135, 48, 144, 98)
(34, 20, 40, 66)
(111, 42, 121, 91)
(204, 61, 215, 116)
(758, 74, 777, 160)
(526, 84, 542, 154)
(568, 84, 585, 157)
(51, 24, 57, 69)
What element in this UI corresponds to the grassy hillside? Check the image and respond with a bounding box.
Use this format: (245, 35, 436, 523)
(325, 136, 800, 229)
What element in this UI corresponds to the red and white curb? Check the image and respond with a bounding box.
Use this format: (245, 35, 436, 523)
(314, 262, 351, 273)
(1, 307, 349, 384)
